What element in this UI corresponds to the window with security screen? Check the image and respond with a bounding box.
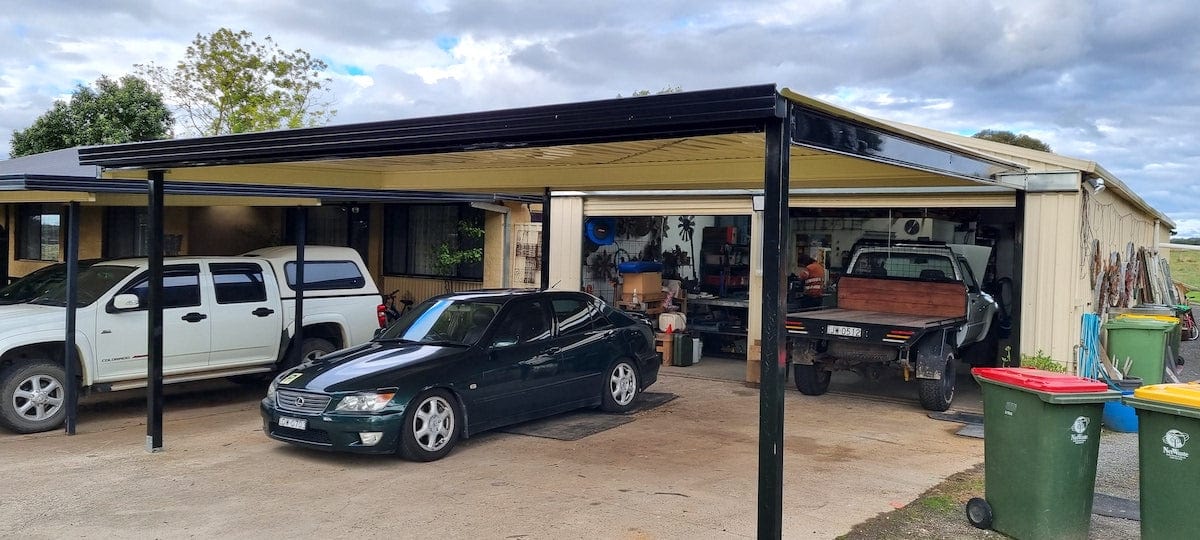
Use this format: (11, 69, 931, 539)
(849, 250, 956, 280)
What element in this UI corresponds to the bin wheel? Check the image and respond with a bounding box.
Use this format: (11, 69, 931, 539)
(965, 497, 993, 530)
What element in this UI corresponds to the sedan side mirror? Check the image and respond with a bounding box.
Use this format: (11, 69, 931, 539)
(109, 294, 141, 312)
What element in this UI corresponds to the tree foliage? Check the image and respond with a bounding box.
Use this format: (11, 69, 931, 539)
(10, 75, 172, 157)
(972, 129, 1052, 152)
(619, 85, 683, 98)
(137, 28, 335, 136)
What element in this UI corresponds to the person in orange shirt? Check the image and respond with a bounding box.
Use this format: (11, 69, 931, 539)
(795, 253, 826, 308)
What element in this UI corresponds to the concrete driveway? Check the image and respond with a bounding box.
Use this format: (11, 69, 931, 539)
(1, 373, 982, 539)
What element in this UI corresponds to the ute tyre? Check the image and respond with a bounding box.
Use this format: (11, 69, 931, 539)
(794, 363, 831, 396)
(0, 361, 69, 434)
(281, 337, 337, 369)
(601, 359, 640, 413)
(399, 389, 460, 462)
(966, 497, 993, 530)
(918, 342, 957, 412)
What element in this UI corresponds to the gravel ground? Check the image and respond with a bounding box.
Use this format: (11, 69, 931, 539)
(1088, 333, 1199, 537)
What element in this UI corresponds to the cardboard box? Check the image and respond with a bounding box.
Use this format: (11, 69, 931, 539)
(622, 272, 662, 297)
(746, 340, 762, 384)
(655, 332, 673, 366)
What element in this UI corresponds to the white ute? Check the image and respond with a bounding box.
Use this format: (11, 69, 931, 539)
(0, 246, 383, 433)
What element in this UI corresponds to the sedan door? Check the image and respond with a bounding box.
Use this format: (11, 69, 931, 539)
(472, 299, 561, 424)
(549, 294, 615, 400)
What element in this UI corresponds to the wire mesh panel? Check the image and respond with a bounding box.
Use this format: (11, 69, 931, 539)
(512, 223, 542, 286)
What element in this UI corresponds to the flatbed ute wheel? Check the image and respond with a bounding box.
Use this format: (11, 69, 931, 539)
(794, 363, 831, 395)
(917, 340, 956, 412)
(966, 497, 993, 530)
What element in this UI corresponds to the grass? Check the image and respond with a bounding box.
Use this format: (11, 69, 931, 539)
(1171, 249, 1200, 291)
(838, 464, 1004, 539)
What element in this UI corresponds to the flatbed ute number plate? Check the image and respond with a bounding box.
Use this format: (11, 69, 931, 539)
(826, 325, 863, 338)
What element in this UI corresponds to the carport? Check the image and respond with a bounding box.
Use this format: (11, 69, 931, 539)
(0, 152, 538, 437)
(77, 84, 1025, 536)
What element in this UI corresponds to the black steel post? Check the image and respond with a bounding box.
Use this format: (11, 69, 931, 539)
(290, 207, 306, 366)
(540, 187, 551, 289)
(758, 101, 791, 539)
(63, 201, 80, 435)
(147, 171, 165, 452)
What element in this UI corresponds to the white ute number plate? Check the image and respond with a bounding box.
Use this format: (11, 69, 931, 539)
(826, 325, 862, 338)
(278, 417, 307, 430)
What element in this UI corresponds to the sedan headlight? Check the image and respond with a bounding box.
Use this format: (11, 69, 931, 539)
(335, 391, 397, 412)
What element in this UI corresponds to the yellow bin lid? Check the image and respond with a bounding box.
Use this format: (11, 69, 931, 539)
(1116, 314, 1180, 324)
(1133, 383, 1200, 408)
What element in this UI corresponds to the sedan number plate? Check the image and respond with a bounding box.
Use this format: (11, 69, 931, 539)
(826, 325, 863, 338)
(278, 416, 307, 430)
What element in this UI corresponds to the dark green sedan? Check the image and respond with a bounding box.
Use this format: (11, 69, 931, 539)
(261, 289, 659, 461)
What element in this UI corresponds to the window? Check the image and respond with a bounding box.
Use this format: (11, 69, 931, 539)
(120, 265, 202, 309)
(552, 297, 595, 336)
(283, 205, 370, 262)
(17, 204, 61, 261)
(211, 263, 268, 304)
(104, 207, 148, 258)
(383, 204, 484, 280)
(493, 300, 551, 343)
(283, 261, 365, 291)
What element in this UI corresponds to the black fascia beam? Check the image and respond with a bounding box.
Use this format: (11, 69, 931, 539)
(2, 175, 541, 204)
(77, 85, 781, 169)
(789, 107, 1018, 183)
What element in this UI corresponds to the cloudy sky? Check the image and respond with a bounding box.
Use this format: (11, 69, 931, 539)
(2, 0, 1198, 235)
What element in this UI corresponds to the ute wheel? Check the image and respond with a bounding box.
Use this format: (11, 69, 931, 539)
(966, 497, 993, 530)
(601, 359, 640, 413)
(917, 341, 957, 412)
(794, 363, 831, 396)
(0, 361, 68, 434)
(280, 337, 336, 369)
(399, 389, 460, 462)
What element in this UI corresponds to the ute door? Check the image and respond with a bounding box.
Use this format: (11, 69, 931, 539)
(94, 265, 210, 380)
(956, 256, 996, 347)
(207, 261, 282, 368)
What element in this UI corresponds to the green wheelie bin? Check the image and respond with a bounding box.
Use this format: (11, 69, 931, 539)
(1105, 317, 1175, 384)
(1124, 383, 1200, 539)
(967, 367, 1121, 540)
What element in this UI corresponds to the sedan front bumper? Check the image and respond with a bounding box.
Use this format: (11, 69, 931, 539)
(260, 398, 406, 454)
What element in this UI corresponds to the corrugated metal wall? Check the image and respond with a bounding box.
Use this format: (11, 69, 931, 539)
(1021, 192, 1084, 368)
(379, 275, 481, 305)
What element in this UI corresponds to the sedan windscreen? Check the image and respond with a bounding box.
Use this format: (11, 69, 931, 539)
(379, 299, 502, 345)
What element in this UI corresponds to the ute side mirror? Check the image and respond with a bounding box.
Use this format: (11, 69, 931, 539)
(107, 294, 141, 313)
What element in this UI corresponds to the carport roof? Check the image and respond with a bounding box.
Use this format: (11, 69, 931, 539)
(78, 84, 1025, 192)
(1, 147, 539, 205)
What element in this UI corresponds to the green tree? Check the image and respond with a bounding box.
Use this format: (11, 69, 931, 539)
(972, 129, 1052, 152)
(137, 28, 335, 136)
(10, 75, 172, 157)
(619, 85, 683, 98)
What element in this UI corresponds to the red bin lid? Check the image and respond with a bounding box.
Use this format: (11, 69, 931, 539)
(972, 367, 1109, 393)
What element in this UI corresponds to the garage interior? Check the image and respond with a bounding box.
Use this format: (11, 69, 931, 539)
(578, 200, 1021, 390)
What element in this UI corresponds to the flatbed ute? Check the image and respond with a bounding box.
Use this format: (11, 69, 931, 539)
(786, 243, 998, 411)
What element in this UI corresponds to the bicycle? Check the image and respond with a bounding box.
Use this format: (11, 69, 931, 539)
(1180, 304, 1199, 341)
(381, 289, 414, 325)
